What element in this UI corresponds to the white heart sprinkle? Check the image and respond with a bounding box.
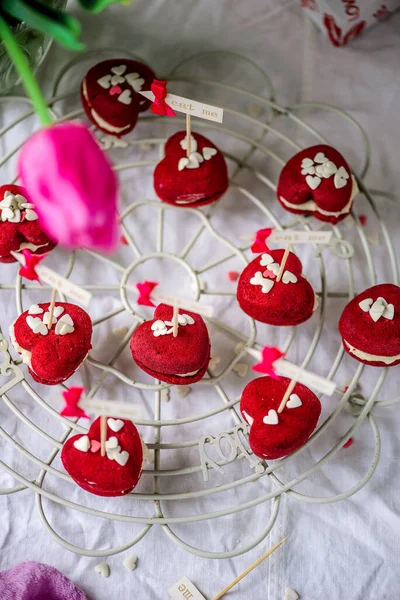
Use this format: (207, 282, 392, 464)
(287, 394, 302, 409)
(114, 450, 129, 466)
(178, 157, 189, 171)
(314, 152, 329, 164)
(26, 316, 48, 336)
(334, 166, 349, 189)
(180, 135, 197, 153)
(301, 166, 315, 175)
(118, 89, 132, 105)
(369, 299, 386, 322)
(359, 298, 373, 312)
(178, 314, 195, 326)
(266, 262, 280, 276)
(242, 410, 254, 426)
(263, 409, 279, 425)
(24, 208, 38, 221)
(111, 64, 127, 76)
(178, 152, 204, 171)
(105, 436, 119, 450)
(315, 160, 337, 179)
(28, 304, 43, 315)
(282, 270, 298, 284)
(1, 207, 14, 221)
(94, 563, 110, 578)
(125, 72, 145, 92)
(53, 306, 64, 318)
(73, 435, 90, 452)
(0, 194, 13, 208)
(260, 253, 274, 266)
(301, 157, 314, 168)
(55, 314, 74, 335)
(20, 202, 34, 209)
(123, 556, 138, 571)
(108, 418, 124, 432)
(110, 74, 125, 85)
(250, 272, 274, 294)
(284, 588, 299, 600)
(232, 363, 248, 377)
(97, 74, 112, 89)
(383, 303, 394, 320)
(106, 446, 121, 461)
(43, 311, 57, 326)
(202, 147, 217, 160)
(306, 175, 321, 190)
(151, 320, 167, 331)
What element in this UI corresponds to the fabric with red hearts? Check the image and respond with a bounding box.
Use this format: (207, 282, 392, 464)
(130, 303, 211, 385)
(240, 376, 321, 459)
(237, 249, 316, 326)
(153, 131, 228, 208)
(61, 417, 143, 497)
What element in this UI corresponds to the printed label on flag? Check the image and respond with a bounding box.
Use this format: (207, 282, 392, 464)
(37, 266, 92, 307)
(140, 90, 224, 123)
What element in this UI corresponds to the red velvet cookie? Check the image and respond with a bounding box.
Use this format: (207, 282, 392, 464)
(338, 283, 400, 367)
(153, 131, 229, 208)
(277, 145, 358, 224)
(130, 304, 211, 385)
(0, 185, 56, 263)
(237, 249, 317, 326)
(61, 417, 143, 496)
(10, 302, 92, 385)
(81, 59, 155, 136)
(240, 376, 321, 459)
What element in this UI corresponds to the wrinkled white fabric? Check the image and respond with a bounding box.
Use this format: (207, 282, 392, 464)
(0, 2, 399, 599)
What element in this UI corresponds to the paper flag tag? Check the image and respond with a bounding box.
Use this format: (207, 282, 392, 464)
(140, 90, 224, 123)
(168, 576, 206, 600)
(267, 230, 333, 244)
(152, 291, 214, 318)
(36, 265, 92, 307)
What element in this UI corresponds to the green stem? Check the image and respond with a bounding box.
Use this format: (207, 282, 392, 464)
(0, 13, 52, 127)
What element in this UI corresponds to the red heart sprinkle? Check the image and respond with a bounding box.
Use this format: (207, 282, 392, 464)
(110, 85, 122, 96)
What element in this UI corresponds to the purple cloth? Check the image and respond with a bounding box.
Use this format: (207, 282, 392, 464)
(0, 561, 87, 600)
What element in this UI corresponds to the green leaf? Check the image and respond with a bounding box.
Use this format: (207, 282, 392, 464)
(77, 0, 131, 13)
(2, 0, 85, 50)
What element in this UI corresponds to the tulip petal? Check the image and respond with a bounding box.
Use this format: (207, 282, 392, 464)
(18, 121, 120, 253)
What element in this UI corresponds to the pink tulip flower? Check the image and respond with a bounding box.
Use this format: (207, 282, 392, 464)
(18, 121, 120, 252)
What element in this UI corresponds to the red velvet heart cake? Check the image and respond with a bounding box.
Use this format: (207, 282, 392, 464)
(240, 376, 321, 459)
(61, 417, 144, 496)
(81, 59, 155, 136)
(338, 283, 400, 367)
(277, 145, 358, 224)
(130, 304, 211, 385)
(153, 131, 229, 208)
(10, 302, 92, 385)
(237, 249, 317, 326)
(0, 185, 56, 263)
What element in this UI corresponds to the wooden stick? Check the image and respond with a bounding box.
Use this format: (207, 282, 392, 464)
(277, 378, 297, 414)
(212, 537, 288, 600)
(186, 114, 191, 157)
(100, 415, 107, 457)
(47, 288, 57, 330)
(276, 243, 291, 282)
(172, 304, 179, 338)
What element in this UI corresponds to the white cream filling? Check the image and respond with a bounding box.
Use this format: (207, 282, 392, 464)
(174, 369, 199, 377)
(0, 237, 51, 258)
(82, 78, 130, 134)
(344, 339, 400, 365)
(9, 321, 89, 380)
(280, 175, 358, 218)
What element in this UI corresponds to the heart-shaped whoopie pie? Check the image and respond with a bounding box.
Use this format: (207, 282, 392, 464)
(237, 249, 317, 326)
(153, 131, 229, 208)
(240, 376, 321, 459)
(338, 283, 400, 367)
(130, 304, 211, 385)
(61, 417, 144, 496)
(10, 302, 92, 385)
(81, 58, 155, 136)
(0, 185, 56, 263)
(277, 145, 358, 224)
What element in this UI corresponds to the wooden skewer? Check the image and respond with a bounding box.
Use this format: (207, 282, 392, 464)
(212, 537, 288, 600)
(100, 415, 107, 457)
(186, 114, 192, 157)
(47, 288, 57, 330)
(172, 304, 179, 338)
(276, 243, 291, 282)
(277, 378, 297, 413)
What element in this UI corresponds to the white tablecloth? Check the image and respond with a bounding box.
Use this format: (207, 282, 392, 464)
(0, 1, 399, 599)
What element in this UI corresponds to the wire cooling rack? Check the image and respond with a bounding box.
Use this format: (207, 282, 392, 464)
(0, 50, 398, 560)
